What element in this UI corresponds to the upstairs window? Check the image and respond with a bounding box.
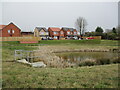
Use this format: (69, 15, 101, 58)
(74, 32, 77, 34)
(8, 30, 10, 33)
(67, 32, 70, 34)
(61, 31, 63, 34)
(12, 30, 15, 33)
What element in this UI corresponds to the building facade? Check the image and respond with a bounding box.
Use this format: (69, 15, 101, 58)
(34, 27, 49, 39)
(61, 27, 78, 39)
(0, 22, 21, 37)
(48, 27, 62, 40)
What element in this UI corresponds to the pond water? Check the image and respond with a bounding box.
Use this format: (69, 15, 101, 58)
(55, 52, 118, 64)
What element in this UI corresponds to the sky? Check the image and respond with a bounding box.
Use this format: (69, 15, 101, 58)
(0, 0, 119, 32)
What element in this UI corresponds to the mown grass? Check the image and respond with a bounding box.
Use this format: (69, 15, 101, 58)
(2, 39, 118, 46)
(1, 40, 119, 88)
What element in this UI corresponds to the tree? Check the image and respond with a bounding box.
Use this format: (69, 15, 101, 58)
(107, 32, 116, 40)
(95, 27, 103, 33)
(95, 27, 104, 37)
(75, 17, 88, 36)
(112, 27, 117, 34)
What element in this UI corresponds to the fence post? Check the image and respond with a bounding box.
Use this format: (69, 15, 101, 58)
(14, 50, 16, 61)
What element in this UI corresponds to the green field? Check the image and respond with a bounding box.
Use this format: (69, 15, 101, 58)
(1, 40, 119, 88)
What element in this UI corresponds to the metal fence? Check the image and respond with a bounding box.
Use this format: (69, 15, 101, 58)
(14, 50, 42, 63)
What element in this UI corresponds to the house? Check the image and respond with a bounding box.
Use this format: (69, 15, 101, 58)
(48, 27, 61, 40)
(21, 31, 34, 37)
(61, 27, 78, 39)
(34, 27, 49, 39)
(59, 29, 65, 39)
(0, 22, 21, 37)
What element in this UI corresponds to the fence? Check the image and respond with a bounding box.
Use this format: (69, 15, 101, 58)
(82, 36, 101, 40)
(14, 50, 43, 63)
(0, 37, 41, 41)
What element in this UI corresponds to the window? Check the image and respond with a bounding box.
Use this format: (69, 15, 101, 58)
(8, 30, 10, 33)
(46, 32, 48, 35)
(54, 36, 57, 39)
(54, 32, 58, 34)
(67, 32, 70, 34)
(61, 31, 63, 34)
(40, 32, 44, 35)
(12, 30, 14, 33)
(74, 32, 77, 34)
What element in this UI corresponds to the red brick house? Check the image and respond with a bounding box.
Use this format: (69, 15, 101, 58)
(0, 22, 21, 37)
(59, 29, 64, 39)
(48, 27, 63, 40)
(61, 27, 78, 39)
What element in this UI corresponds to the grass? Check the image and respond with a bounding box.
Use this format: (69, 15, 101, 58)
(2, 39, 118, 46)
(79, 58, 120, 67)
(1, 39, 119, 88)
(2, 62, 119, 88)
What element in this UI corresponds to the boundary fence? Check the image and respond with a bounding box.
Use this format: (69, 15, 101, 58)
(14, 50, 43, 63)
(0, 37, 41, 41)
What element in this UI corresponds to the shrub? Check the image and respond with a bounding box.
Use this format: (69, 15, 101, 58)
(96, 58, 111, 65)
(79, 59, 96, 66)
(111, 57, 120, 64)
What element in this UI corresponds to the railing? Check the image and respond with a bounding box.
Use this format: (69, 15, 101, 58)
(14, 50, 43, 63)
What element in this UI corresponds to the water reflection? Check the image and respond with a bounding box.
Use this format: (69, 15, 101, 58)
(56, 52, 118, 64)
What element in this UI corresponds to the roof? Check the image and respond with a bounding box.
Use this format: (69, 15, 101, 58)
(0, 25, 7, 29)
(49, 27, 61, 31)
(36, 27, 48, 32)
(62, 27, 75, 31)
(0, 22, 21, 31)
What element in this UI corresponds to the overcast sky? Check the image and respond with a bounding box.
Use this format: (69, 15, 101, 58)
(1, 1, 119, 32)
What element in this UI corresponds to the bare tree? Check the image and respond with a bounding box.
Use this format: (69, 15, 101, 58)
(75, 17, 88, 36)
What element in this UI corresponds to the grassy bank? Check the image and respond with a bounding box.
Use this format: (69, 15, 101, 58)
(2, 39, 118, 46)
(2, 63, 119, 88)
(2, 40, 119, 88)
(2, 43, 35, 61)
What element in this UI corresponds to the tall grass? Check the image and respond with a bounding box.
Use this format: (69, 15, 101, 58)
(79, 57, 120, 67)
(39, 40, 101, 45)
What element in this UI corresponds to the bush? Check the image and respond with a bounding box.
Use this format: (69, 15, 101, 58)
(79, 59, 96, 66)
(111, 57, 120, 64)
(96, 58, 111, 65)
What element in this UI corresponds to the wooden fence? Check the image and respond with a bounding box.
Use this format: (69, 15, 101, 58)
(0, 37, 41, 41)
(82, 36, 101, 40)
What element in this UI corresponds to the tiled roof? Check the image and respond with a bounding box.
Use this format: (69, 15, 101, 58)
(62, 27, 75, 31)
(0, 25, 7, 29)
(36, 27, 48, 32)
(49, 27, 61, 31)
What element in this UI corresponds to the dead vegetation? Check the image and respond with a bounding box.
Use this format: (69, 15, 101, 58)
(32, 46, 75, 68)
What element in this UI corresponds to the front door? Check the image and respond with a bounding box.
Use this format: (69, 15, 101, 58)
(57, 36, 60, 40)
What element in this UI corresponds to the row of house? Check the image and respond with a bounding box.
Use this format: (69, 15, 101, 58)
(34, 27, 79, 40)
(0, 22, 80, 40)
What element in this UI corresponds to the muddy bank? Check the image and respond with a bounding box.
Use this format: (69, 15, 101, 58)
(53, 48, 120, 53)
(53, 49, 110, 53)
